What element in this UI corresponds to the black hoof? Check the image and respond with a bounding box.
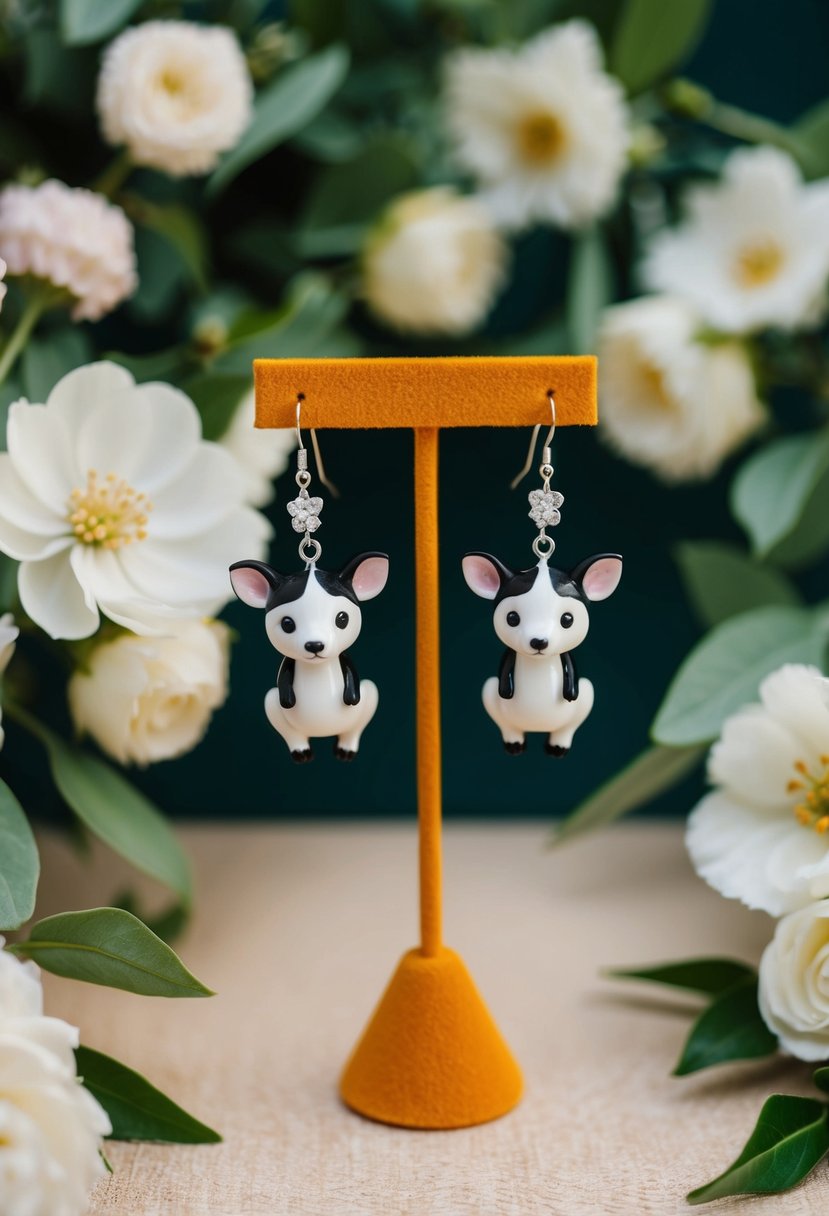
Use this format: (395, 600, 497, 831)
(504, 740, 526, 755)
(545, 743, 569, 758)
(334, 745, 357, 762)
(291, 747, 314, 764)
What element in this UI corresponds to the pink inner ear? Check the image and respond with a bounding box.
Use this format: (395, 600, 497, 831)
(462, 555, 501, 600)
(351, 556, 389, 601)
(230, 566, 271, 609)
(581, 557, 622, 602)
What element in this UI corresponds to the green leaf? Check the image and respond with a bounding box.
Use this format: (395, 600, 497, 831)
(791, 99, 829, 179)
(0, 779, 39, 931)
(15, 709, 191, 906)
(566, 226, 613, 355)
(553, 743, 704, 845)
(608, 958, 756, 998)
(296, 135, 419, 255)
(214, 273, 349, 372)
(75, 1046, 221, 1143)
(178, 374, 250, 442)
(124, 197, 209, 292)
(611, 0, 713, 95)
(208, 44, 350, 196)
(60, 0, 143, 44)
(21, 328, 93, 402)
(652, 605, 828, 746)
(688, 1095, 829, 1204)
(9, 909, 212, 997)
(731, 431, 829, 559)
(814, 1067, 829, 1094)
(674, 977, 777, 1076)
(675, 541, 801, 628)
(112, 890, 191, 945)
(129, 227, 188, 322)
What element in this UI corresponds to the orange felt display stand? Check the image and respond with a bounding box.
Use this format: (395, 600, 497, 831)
(254, 355, 597, 1130)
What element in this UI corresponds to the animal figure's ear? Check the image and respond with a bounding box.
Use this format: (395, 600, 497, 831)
(229, 560, 283, 609)
(571, 554, 622, 602)
(461, 552, 515, 600)
(339, 552, 389, 601)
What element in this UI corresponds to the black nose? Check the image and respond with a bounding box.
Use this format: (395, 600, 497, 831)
(530, 637, 548, 652)
(305, 641, 325, 654)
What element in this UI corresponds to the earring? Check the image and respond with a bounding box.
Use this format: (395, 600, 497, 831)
(229, 395, 390, 764)
(461, 391, 622, 758)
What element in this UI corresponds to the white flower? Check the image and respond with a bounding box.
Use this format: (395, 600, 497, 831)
(0, 613, 19, 752)
(219, 389, 295, 508)
(69, 619, 230, 766)
(644, 147, 829, 334)
(0, 943, 111, 1216)
(0, 362, 271, 641)
(97, 20, 253, 177)
(758, 903, 829, 1062)
(597, 295, 765, 481)
(444, 21, 630, 231)
(362, 187, 508, 335)
(0, 181, 136, 322)
(687, 664, 829, 918)
(0, 256, 6, 314)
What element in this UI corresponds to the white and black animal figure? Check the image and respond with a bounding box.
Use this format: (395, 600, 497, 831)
(461, 551, 622, 756)
(229, 553, 389, 763)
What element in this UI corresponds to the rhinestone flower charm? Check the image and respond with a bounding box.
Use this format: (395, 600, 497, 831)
(288, 492, 323, 534)
(528, 488, 564, 529)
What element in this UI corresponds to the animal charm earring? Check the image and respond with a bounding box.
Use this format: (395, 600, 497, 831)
(229, 397, 389, 763)
(462, 391, 622, 757)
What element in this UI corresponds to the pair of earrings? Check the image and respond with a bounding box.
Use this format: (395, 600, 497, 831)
(229, 393, 622, 763)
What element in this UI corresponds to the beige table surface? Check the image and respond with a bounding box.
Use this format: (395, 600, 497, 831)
(33, 822, 828, 1216)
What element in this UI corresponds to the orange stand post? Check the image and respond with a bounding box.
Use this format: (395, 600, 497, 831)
(254, 355, 597, 1129)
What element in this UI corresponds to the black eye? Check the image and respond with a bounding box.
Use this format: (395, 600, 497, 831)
(335, 611, 349, 629)
(506, 610, 520, 627)
(561, 612, 574, 629)
(281, 616, 296, 633)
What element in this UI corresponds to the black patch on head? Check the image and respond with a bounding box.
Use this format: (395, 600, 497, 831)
(494, 564, 585, 605)
(264, 567, 359, 612)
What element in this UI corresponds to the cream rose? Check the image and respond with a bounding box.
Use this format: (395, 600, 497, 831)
(69, 619, 230, 766)
(362, 187, 508, 335)
(0, 942, 111, 1216)
(759, 902, 829, 1061)
(97, 20, 253, 177)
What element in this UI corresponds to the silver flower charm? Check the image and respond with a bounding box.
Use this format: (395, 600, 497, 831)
(528, 488, 564, 529)
(288, 492, 323, 534)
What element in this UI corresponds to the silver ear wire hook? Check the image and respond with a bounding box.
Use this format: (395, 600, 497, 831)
(295, 393, 340, 498)
(510, 390, 556, 490)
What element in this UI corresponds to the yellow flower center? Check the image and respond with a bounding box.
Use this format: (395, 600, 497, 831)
(640, 361, 676, 411)
(789, 756, 829, 833)
(734, 239, 785, 289)
(160, 68, 185, 96)
(67, 470, 151, 550)
(516, 111, 567, 166)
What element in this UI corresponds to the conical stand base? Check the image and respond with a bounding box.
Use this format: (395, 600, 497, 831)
(339, 946, 523, 1129)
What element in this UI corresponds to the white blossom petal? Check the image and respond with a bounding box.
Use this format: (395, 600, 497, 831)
(7, 401, 78, 512)
(708, 703, 801, 808)
(148, 442, 245, 538)
(18, 551, 99, 640)
(759, 664, 829, 759)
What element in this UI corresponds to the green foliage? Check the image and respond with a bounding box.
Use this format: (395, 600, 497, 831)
(60, 0, 144, 46)
(688, 1096, 829, 1204)
(791, 99, 829, 179)
(675, 541, 801, 628)
(731, 431, 829, 562)
(13, 708, 191, 907)
(674, 977, 777, 1075)
(566, 226, 613, 355)
(75, 1046, 221, 1143)
(610, 0, 713, 95)
(208, 44, 350, 195)
(8, 909, 213, 997)
(0, 779, 39, 930)
(553, 743, 705, 844)
(21, 328, 94, 402)
(608, 958, 756, 998)
(652, 606, 828, 745)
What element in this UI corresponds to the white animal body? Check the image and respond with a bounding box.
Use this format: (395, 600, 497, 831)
(462, 551, 622, 756)
(229, 553, 389, 762)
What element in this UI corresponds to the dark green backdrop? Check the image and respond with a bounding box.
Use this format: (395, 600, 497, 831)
(135, 0, 829, 819)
